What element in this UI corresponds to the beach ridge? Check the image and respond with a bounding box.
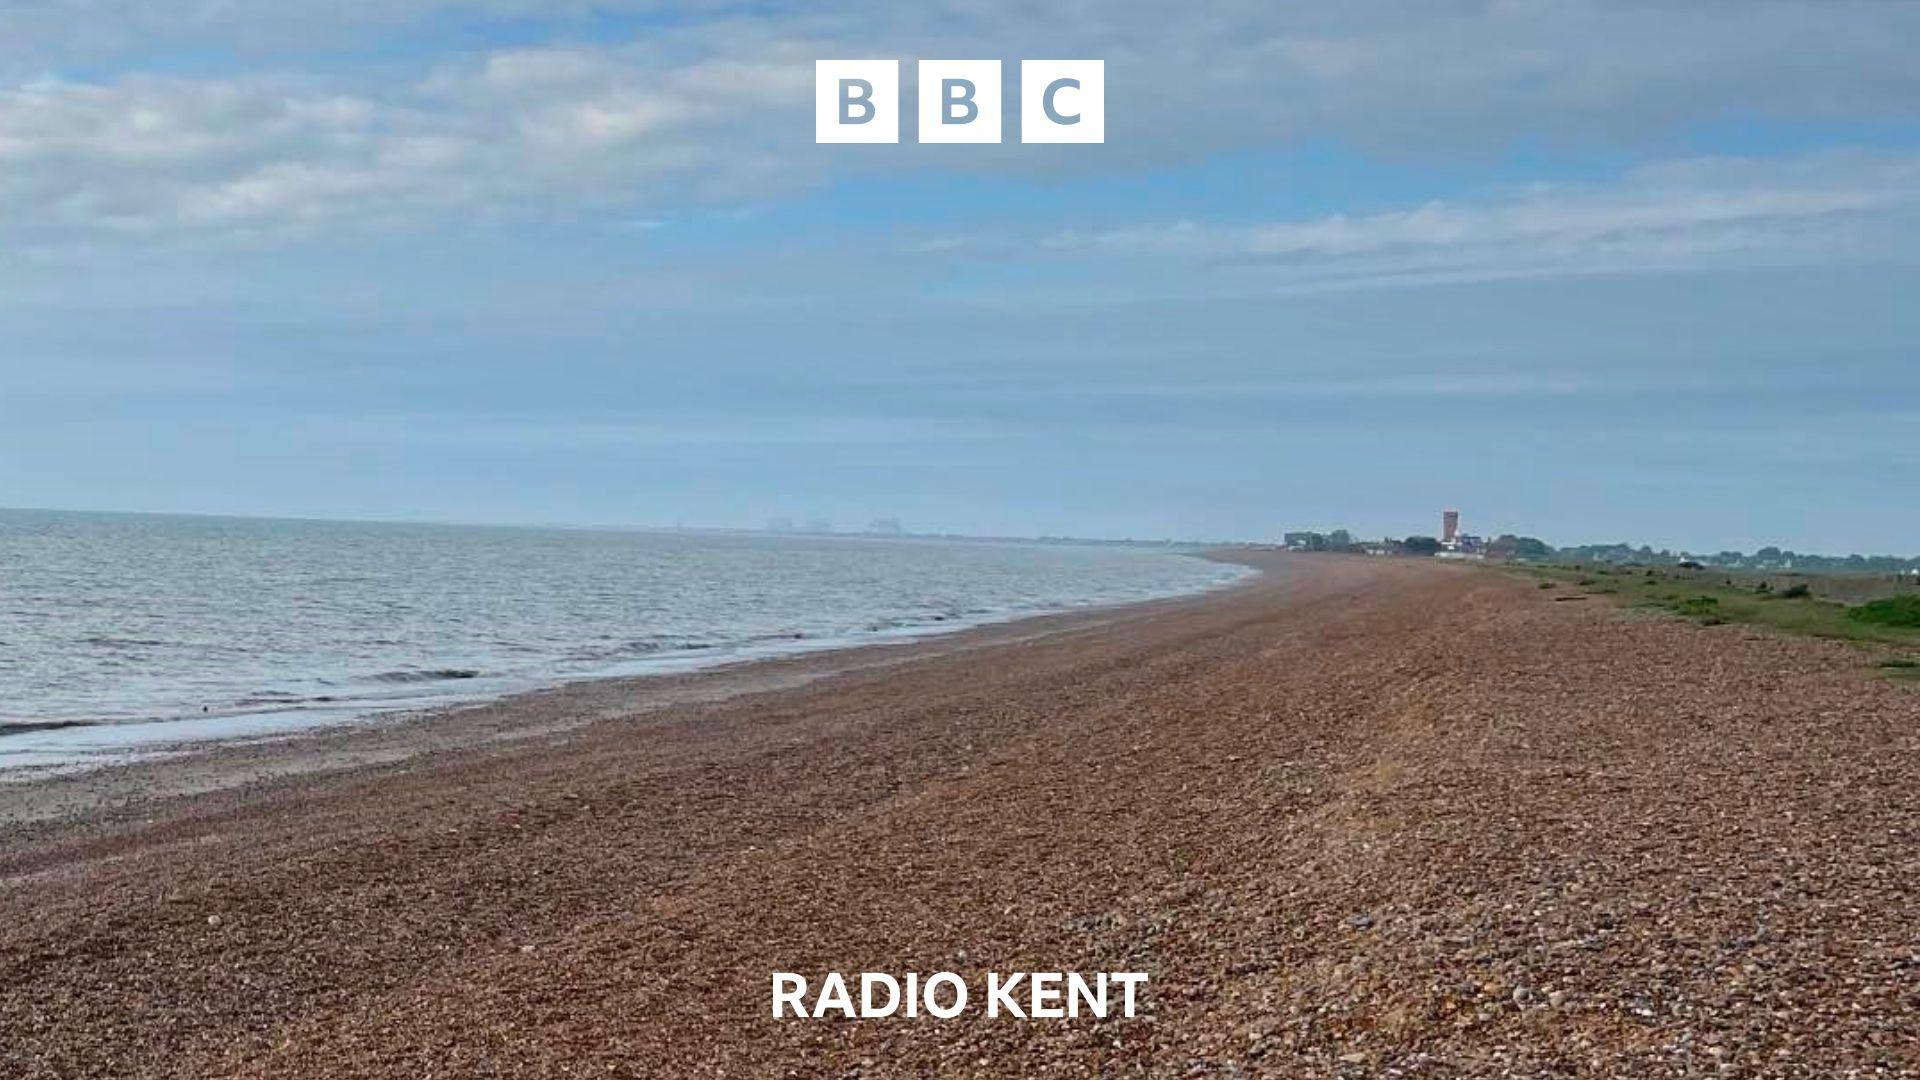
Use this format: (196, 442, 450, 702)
(2, 553, 1914, 1076)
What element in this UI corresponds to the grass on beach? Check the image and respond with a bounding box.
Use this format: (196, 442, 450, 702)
(1517, 564, 1920, 672)
(1848, 594, 1920, 629)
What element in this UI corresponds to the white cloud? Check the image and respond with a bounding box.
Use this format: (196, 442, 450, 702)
(1038, 150, 1920, 288)
(2, 2, 1920, 247)
(0, 40, 817, 243)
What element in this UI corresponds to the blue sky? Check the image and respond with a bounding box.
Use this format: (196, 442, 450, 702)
(3, 1, 1918, 551)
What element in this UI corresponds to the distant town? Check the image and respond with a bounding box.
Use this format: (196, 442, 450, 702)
(1280, 510, 1920, 575)
(1282, 509, 1549, 562)
(757, 510, 1920, 575)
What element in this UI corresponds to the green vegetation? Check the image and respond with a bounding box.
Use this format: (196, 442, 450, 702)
(1515, 563, 1920, 650)
(1669, 595, 1725, 623)
(1553, 542, 1920, 575)
(1502, 535, 1554, 561)
(1881, 659, 1920, 681)
(1848, 595, 1920, 629)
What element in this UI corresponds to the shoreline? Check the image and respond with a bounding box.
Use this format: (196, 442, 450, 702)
(0, 553, 1263, 825)
(0, 550, 1254, 798)
(0, 514, 1250, 777)
(3, 551, 1913, 1077)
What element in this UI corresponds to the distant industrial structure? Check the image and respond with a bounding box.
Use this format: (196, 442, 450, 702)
(767, 516, 914, 537)
(1438, 509, 1486, 559)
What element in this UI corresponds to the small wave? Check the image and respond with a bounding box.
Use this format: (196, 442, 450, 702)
(231, 690, 345, 708)
(0, 719, 99, 735)
(368, 668, 482, 684)
(76, 635, 166, 648)
(864, 609, 984, 633)
(564, 637, 728, 663)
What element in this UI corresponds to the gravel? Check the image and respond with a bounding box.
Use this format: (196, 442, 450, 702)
(1, 552, 1915, 1077)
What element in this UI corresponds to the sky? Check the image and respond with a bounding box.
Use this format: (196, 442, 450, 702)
(2, 0, 1918, 553)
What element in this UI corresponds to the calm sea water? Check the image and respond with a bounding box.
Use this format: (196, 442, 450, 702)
(0, 510, 1245, 769)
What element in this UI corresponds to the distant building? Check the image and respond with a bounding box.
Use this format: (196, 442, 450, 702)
(868, 518, 904, 535)
(1432, 510, 1490, 558)
(1437, 511, 1486, 554)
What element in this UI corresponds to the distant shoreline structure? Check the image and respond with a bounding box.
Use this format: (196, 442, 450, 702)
(4, 503, 1915, 572)
(1274, 510, 1920, 574)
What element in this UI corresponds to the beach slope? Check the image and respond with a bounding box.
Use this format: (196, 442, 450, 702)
(2, 553, 1914, 1076)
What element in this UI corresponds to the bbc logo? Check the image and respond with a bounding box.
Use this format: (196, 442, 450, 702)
(815, 60, 1104, 145)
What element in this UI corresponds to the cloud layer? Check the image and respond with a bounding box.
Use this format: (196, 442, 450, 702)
(0, 41, 814, 244)
(4, 1, 1920, 246)
(1034, 150, 1920, 289)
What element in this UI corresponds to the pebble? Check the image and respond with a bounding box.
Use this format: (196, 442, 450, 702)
(4, 556, 1914, 1076)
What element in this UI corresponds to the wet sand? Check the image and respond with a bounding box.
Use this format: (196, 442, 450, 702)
(2, 552, 1915, 1077)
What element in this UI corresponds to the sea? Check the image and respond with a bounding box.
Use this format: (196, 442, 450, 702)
(0, 509, 1247, 771)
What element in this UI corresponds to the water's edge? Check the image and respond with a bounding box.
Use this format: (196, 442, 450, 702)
(0, 553, 1257, 777)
